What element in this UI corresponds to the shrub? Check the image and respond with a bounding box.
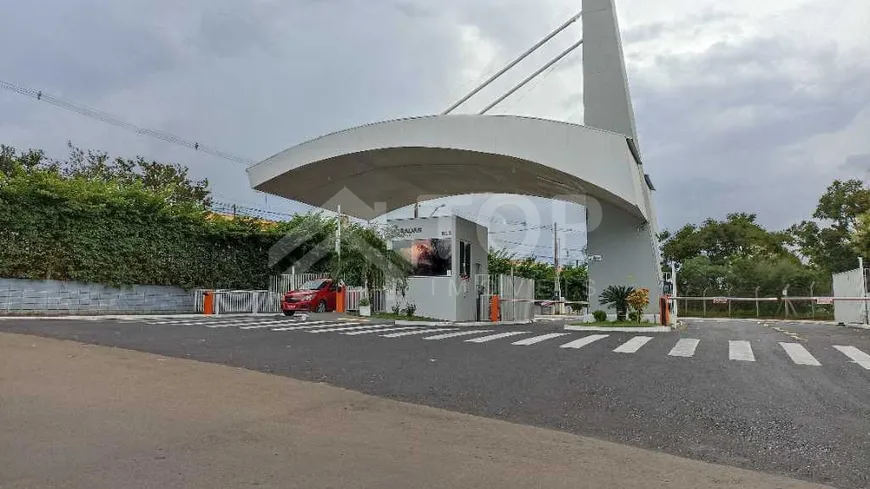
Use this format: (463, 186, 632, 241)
(592, 310, 608, 322)
(358, 296, 370, 307)
(627, 288, 650, 322)
(628, 310, 642, 323)
(598, 285, 635, 321)
(405, 302, 417, 317)
(392, 302, 402, 315)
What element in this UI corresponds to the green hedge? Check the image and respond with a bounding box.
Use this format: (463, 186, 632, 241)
(0, 169, 333, 289)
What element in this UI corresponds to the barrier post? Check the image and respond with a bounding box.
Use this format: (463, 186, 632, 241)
(336, 286, 345, 313)
(490, 295, 500, 322)
(203, 290, 214, 315)
(660, 295, 670, 325)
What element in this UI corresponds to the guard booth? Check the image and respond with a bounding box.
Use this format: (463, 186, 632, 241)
(385, 215, 487, 322)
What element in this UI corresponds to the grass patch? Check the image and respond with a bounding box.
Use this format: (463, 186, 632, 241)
(367, 312, 443, 322)
(569, 321, 658, 327)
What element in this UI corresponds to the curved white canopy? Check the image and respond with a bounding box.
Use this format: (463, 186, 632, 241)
(247, 114, 651, 221)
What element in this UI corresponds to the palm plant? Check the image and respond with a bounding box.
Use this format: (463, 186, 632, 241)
(598, 285, 635, 321)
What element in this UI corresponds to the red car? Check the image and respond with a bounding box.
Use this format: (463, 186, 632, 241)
(282, 278, 339, 316)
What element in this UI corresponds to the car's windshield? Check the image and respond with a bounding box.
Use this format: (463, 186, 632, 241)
(298, 280, 327, 291)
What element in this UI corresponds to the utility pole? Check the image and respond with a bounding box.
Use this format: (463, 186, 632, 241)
(670, 261, 678, 325)
(413, 202, 419, 218)
(511, 264, 516, 321)
(554, 223, 562, 314)
(860, 257, 868, 324)
(336, 205, 342, 279)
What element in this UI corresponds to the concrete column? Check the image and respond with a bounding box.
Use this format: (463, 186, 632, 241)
(587, 200, 662, 314)
(582, 0, 639, 143)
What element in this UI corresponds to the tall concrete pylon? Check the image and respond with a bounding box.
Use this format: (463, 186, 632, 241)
(582, 0, 663, 316)
(582, 0, 639, 144)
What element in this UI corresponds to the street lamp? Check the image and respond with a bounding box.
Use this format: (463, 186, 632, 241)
(583, 254, 603, 315)
(429, 204, 448, 217)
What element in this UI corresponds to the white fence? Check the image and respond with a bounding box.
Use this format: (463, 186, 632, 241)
(344, 287, 387, 312)
(833, 267, 867, 324)
(194, 289, 283, 314)
(269, 272, 331, 294)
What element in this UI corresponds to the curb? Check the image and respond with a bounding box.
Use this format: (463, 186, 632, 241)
(394, 320, 533, 327)
(682, 317, 838, 325)
(564, 325, 672, 333)
(0, 313, 283, 321)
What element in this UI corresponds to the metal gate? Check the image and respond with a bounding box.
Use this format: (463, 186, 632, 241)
(475, 274, 535, 322)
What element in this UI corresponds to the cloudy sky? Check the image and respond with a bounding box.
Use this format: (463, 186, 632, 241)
(1, 0, 868, 261)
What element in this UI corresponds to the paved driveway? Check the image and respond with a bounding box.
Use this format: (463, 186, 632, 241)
(1, 316, 868, 488)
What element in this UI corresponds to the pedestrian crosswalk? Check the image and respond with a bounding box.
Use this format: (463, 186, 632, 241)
(729, 340, 755, 362)
(668, 338, 699, 357)
(613, 336, 653, 353)
(135, 315, 870, 371)
(779, 342, 821, 366)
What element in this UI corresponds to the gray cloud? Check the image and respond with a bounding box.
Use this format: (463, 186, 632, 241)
(630, 35, 870, 230)
(1, 0, 869, 252)
(843, 153, 870, 171)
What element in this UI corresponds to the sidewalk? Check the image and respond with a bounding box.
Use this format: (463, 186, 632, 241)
(0, 333, 833, 489)
(0, 312, 281, 321)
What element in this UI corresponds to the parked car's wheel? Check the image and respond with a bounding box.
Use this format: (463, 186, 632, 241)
(283, 310, 295, 316)
(315, 300, 327, 313)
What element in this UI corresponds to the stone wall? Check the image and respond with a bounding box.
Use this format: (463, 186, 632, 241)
(0, 278, 194, 315)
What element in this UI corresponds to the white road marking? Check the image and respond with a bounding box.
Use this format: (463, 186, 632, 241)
(343, 326, 422, 336)
(424, 330, 495, 340)
(270, 322, 346, 332)
(307, 323, 379, 333)
(779, 342, 821, 366)
(237, 320, 314, 329)
(206, 319, 299, 328)
(511, 333, 570, 346)
(668, 338, 700, 357)
(729, 341, 755, 362)
(613, 336, 653, 353)
(381, 328, 457, 338)
(161, 319, 254, 326)
(148, 318, 237, 325)
(464, 331, 530, 343)
(833, 345, 870, 370)
(559, 334, 609, 349)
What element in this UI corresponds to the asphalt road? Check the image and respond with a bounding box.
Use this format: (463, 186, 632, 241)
(1, 316, 868, 488)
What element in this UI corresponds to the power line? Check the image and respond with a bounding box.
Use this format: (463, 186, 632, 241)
(490, 225, 584, 234)
(210, 201, 296, 221)
(495, 239, 585, 253)
(0, 79, 254, 166)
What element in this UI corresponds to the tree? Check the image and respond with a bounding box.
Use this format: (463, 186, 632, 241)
(62, 143, 211, 206)
(789, 180, 870, 274)
(487, 248, 588, 303)
(599, 285, 634, 321)
(0, 145, 52, 175)
(794, 179, 870, 272)
(676, 256, 727, 296)
(661, 213, 790, 266)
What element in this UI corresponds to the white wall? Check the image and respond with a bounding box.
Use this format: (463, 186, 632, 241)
(453, 217, 488, 321)
(833, 268, 865, 324)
